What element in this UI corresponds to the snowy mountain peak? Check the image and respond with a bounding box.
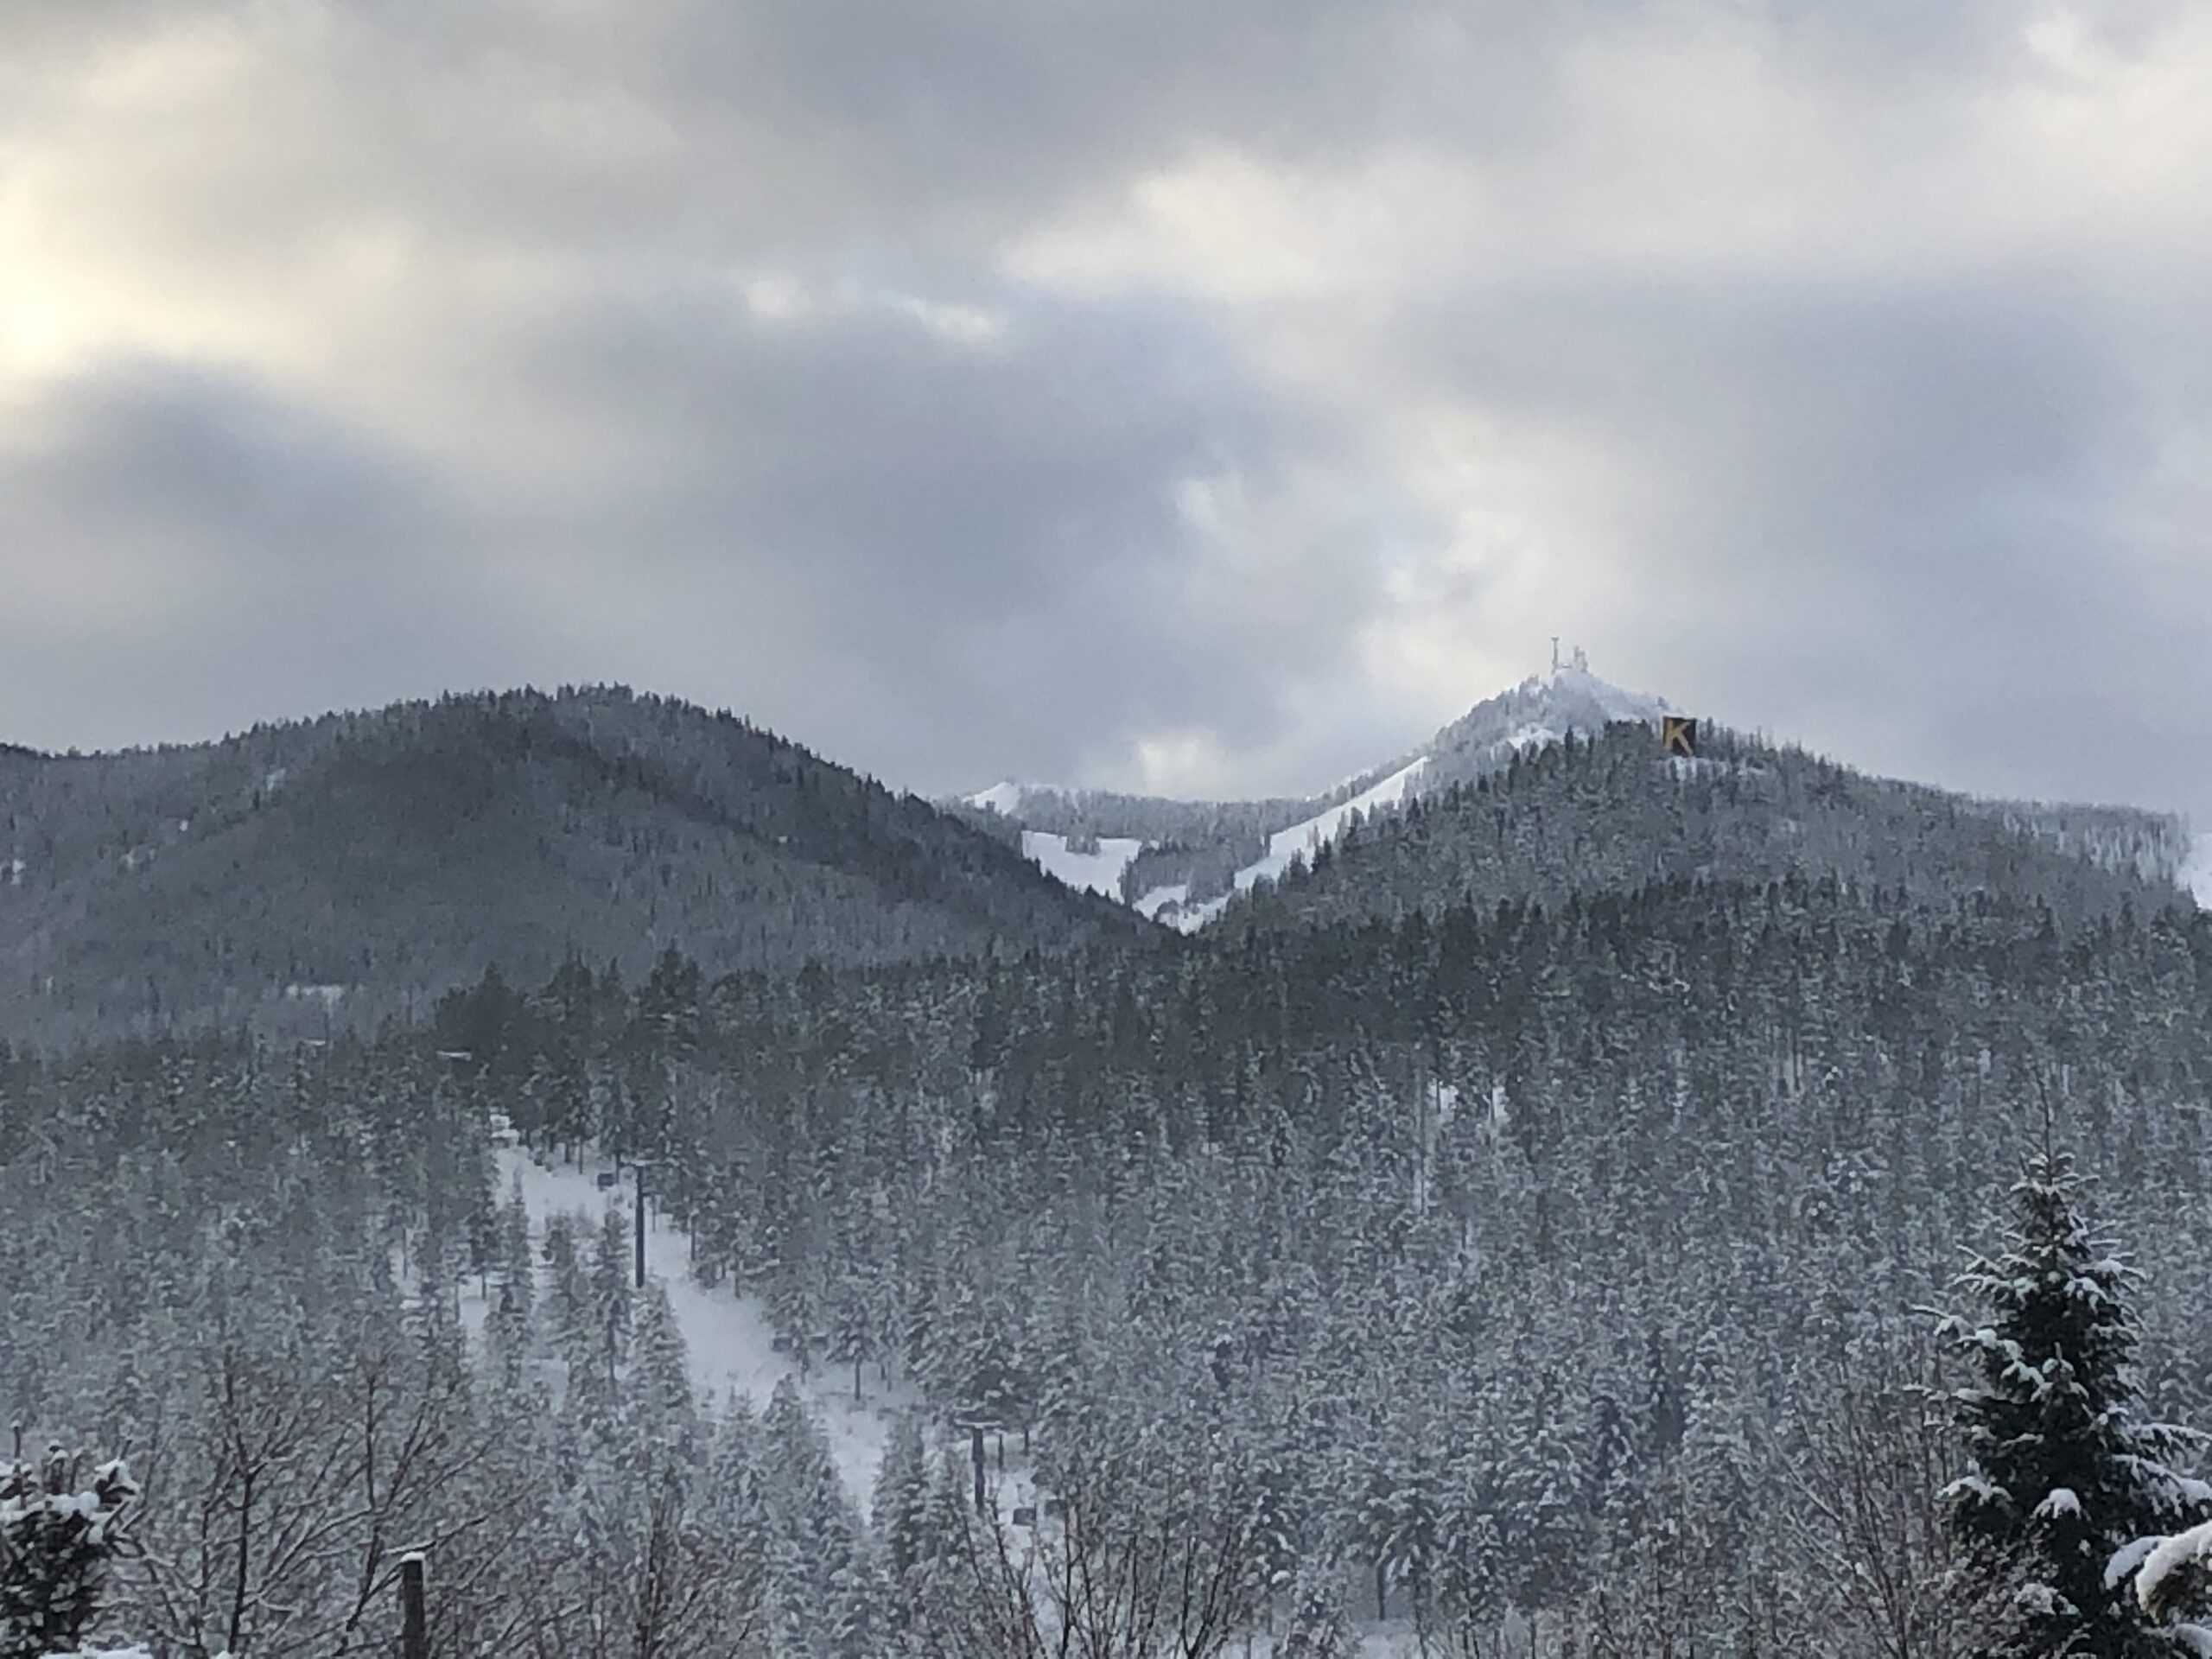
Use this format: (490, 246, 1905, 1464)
(1416, 655, 1671, 785)
(965, 779, 1059, 815)
(1487, 656, 1670, 740)
(1542, 656, 1671, 722)
(957, 656, 1681, 929)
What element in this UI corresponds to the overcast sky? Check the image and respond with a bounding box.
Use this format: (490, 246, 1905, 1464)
(3, 1, 2209, 816)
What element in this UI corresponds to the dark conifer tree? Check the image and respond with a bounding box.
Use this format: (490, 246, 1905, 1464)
(1937, 1144, 2207, 1656)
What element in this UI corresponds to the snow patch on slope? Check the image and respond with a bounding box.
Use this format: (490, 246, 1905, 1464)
(1169, 758, 1430, 933)
(2186, 833, 2212, 907)
(966, 779, 1076, 815)
(1135, 883, 1189, 920)
(1021, 830, 1143, 898)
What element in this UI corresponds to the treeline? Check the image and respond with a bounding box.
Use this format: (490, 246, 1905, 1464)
(15, 849, 2209, 1651)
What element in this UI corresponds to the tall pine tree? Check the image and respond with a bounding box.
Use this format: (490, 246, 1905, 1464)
(1936, 1144, 2207, 1657)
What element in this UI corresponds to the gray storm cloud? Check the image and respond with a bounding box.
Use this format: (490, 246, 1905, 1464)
(1400, 266, 2212, 810)
(1, 0, 2208, 816)
(0, 365, 532, 739)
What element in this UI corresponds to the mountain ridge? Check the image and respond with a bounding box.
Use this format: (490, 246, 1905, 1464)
(0, 684, 1152, 1044)
(7, 671, 2193, 1044)
(953, 658, 2194, 929)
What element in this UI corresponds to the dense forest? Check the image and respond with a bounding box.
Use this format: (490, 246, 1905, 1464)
(6, 718, 2212, 1655)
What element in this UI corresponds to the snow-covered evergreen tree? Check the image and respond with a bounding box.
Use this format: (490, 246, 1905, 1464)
(759, 1377, 865, 1659)
(1936, 1145, 2209, 1656)
(870, 1414, 935, 1630)
(1278, 1561, 1355, 1658)
(498, 1175, 537, 1324)
(0, 1448, 136, 1659)
(629, 1279, 699, 1464)
(590, 1205, 637, 1380)
(541, 1211, 590, 1356)
(2133, 1520, 2212, 1649)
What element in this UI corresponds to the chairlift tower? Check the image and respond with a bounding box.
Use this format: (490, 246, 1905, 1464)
(628, 1157, 664, 1288)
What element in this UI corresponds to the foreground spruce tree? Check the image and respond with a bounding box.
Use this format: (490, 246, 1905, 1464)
(1936, 1144, 2207, 1657)
(0, 1446, 137, 1658)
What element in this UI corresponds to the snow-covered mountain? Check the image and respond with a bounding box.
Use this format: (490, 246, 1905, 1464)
(963, 654, 2201, 932)
(1419, 652, 1669, 781)
(957, 653, 1676, 930)
(2187, 832, 2212, 906)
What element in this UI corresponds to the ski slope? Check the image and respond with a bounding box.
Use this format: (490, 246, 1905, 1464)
(493, 1147, 899, 1500)
(1020, 830, 1143, 898)
(965, 783, 1147, 899)
(1238, 758, 1429, 892)
(1171, 758, 1429, 932)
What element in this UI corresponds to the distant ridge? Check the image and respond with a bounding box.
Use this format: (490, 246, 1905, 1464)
(0, 685, 1149, 1044)
(950, 656, 2195, 930)
(951, 656, 1679, 924)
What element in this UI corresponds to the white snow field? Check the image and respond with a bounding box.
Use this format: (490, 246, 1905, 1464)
(491, 1147, 899, 1501)
(2187, 832, 2212, 906)
(1020, 830, 1143, 898)
(964, 779, 1052, 815)
(1134, 882, 1190, 920)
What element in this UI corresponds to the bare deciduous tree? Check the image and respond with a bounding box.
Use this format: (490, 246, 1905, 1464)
(129, 1319, 507, 1658)
(925, 1446, 1268, 1659)
(1764, 1347, 2013, 1659)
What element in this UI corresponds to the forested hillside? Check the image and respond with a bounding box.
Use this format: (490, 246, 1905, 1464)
(6, 697, 2212, 1655)
(956, 664, 2191, 928)
(423, 842, 2212, 1653)
(0, 688, 1147, 1043)
(1229, 724, 2185, 936)
(946, 661, 1673, 913)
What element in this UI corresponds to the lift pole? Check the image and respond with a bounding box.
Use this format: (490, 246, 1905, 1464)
(399, 1554, 428, 1659)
